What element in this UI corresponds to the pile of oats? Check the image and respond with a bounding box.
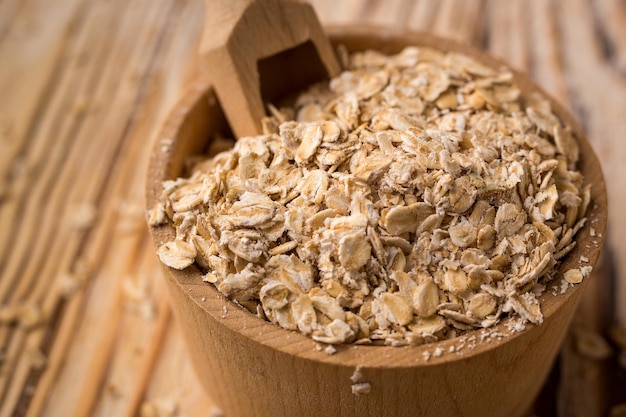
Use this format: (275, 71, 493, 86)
(150, 46, 591, 346)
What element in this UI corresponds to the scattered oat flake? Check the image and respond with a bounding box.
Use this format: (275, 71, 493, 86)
(117, 203, 145, 234)
(25, 348, 46, 370)
(351, 382, 371, 395)
(350, 366, 364, 383)
(506, 318, 527, 333)
(19, 303, 45, 329)
(325, 344, 337, 355)
(574, 328, 612, 360)
(563, 268, 583, 284)
(350, 366, 371, 395)
(157, 240, 196, 270)
(211, 406, 226, 417)
(59, 272, 85, 297)
(70, 203, 97, 229)
(140, 399, 178, 417)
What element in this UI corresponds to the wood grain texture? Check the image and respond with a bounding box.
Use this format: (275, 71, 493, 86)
(200, 0, 341, 138)
(0, 1, 624, 416)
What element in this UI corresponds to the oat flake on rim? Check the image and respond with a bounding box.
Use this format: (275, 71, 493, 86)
(149, 45, 591, 347)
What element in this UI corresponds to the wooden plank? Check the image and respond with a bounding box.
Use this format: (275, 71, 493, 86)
(305, 0, 364, 25)
(36, 0, 181, 414)
(595, 0, 626, 72)
(430, 0, 484, 44)
(0, 0, 87, 293)
(549, 0, 625, 415)
(0, 0, 623, 416)
(116, 268, 173, 417)
(0, 0, 25, 41)
(39, 0, 209, 415)
(143, 309, 215, 416)
(554, 0, 626, 328)
(0, 0, 82, 185)
(406, 0, 440, 31)
(0, 0, 92, 411)
(0, 0, 187, 414)
(526, 0, 570, 105)
(484, 0, 529, 71)
(352, 0, 415, 28)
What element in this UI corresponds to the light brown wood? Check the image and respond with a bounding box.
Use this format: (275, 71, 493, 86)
(1, 1, 626, 416)
(146, 27, 608, 417)
(200, 0, 341, 138)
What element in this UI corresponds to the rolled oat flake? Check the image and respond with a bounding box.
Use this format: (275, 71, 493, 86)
(150, 46, 591, 347)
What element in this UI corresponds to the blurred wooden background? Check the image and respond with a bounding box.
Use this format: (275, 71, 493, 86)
(0, 0, 625, 416)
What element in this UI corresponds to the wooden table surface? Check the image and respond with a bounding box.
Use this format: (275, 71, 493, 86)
(1, 1, 625, 416)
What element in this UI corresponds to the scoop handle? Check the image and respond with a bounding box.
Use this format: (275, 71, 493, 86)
(199, 0, 341, 138)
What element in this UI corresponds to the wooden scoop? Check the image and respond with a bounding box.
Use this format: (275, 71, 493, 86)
(200, 0, 342, 138)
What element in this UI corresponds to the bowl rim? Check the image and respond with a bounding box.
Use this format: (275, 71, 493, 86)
(146, 25, 608, 369)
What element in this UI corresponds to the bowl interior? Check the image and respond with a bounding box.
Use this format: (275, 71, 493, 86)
(146, 27, 608, 369)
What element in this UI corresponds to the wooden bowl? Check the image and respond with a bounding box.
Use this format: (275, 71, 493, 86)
(146, 27, 608, 417)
